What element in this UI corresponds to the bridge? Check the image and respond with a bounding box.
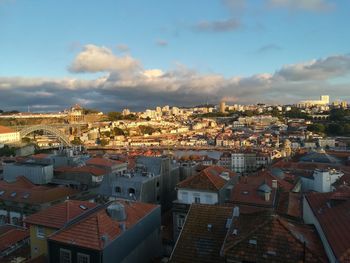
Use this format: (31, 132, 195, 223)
(19, 125, 71, 146)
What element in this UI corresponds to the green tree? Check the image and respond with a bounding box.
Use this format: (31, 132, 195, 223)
(107, 111, 123, 121)
(307, 123, 325, 133)
(100, 139, 109, 146)
(326, 123, 344, 135)
(113, 127, 125, 136)
(71, 137, 83, 145)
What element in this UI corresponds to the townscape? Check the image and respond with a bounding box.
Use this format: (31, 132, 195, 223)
(1, 0, 350, 262)
(0, 95, 350, 262)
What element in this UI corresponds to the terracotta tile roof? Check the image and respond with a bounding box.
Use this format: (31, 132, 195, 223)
(25, 200, 97, 229)
(0, 125, 15, 134)
(48, 200, 158, 251)
(277, 192, 302, 220)
(0, 225, 29, 252)
(305, 189, 350, 262)
(86, 157, 124, 168)
(55, 166, 106, 176)
(177, 166, 235, 192)
(223, 212, 327, 263)
(31, 153, 50, 159)
(0, 177, 78, 205)
(230, 173, 278, 208)
(170, 204, 232, 263)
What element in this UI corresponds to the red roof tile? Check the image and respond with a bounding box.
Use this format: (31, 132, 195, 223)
(0, 177, 78, 205)
(25, 200, 97, 229)
(0, 225, 29, 252)
(177, 166, 235, 191)
(0, 125, 15, 134)
(55, 166, 106, 176)
(305, 189, 350, 262)
(48, 200, 157, 251)
(86, 157, 124, 168)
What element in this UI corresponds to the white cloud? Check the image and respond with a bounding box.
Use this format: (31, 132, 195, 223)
(267, 0, 334, 12)
(69, 44, 140, 74)
(1, 46, 350, 111)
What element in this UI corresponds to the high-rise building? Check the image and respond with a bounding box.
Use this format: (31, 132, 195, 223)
(219, 101, 226, 113)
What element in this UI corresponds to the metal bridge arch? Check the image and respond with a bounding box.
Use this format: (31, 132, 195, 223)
(19, 125, 71, 146)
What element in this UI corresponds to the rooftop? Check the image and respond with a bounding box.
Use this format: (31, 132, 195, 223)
(25, 200, 98, 229)
(177, 166, 235, 192)
(48, 200, 158, 251)
(0, 176, 78, 205)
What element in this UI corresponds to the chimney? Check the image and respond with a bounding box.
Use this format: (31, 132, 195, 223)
(207, 224, 213, 231)
(233, 206, 240, 218)
(106, 202, 127, 221)
(272, 179, 278, 189)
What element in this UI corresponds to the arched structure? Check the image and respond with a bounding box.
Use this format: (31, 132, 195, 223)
(19, 125, 71, 146)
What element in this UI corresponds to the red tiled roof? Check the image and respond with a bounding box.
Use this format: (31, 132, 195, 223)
(0, 177, 78, 205)
(0, 225, 29, 252)
(223, 212, 327, 263)
(305, 189, 350, 262)
(86, 157, 124, 168)
(170, 204, 232, 263)
(177, 166, 235, 192)
(277, 192, 302, 219)
(31, 153, 50, 159)
(25, 200, 97, 229)
(0, 125, 15, 134)
(48, 200, 157, 251)
(55, 166, 106, 176)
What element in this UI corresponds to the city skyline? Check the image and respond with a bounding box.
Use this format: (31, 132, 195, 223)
(1, 0, 350, 111)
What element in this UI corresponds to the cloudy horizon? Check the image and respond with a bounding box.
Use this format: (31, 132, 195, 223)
(0, 0, 349, 112)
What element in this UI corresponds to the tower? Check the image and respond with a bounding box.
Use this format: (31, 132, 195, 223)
(219, 101, 226, 113)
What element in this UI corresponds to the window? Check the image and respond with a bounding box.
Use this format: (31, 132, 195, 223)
(193, 194, 201, 204)
(77, 253, 90, 263)
(115, 186, 122, 193)
(177, 214, 186, 230)
(180, 192, 188, 203)
(205, 194, 213, 204)
(60, 249, 71, 263)
(128, 188, 135, 194)
(36, 226, 45, 238)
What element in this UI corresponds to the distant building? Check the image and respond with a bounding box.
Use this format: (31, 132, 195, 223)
(298, 95, 330, 108)
(219, 101, 226, 113)
(3, 161, 53, 185)
(67, 104, 85, 123)
(0, 126, 20, 144)
(300, 168, 344, 193)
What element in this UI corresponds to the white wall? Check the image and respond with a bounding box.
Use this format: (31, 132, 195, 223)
(177, 189, 218, 205)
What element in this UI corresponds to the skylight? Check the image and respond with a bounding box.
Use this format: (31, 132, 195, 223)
(79, 205, 88, 210)
(0, 190, 4, 196)
(10, 192, 17, 197)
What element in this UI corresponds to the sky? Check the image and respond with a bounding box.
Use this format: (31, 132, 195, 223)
(0, 0, 350, 112)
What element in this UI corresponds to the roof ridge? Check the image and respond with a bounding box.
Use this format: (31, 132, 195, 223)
(203, 168, 224, 190)
(277, 217, 326, 262)
(222, 214, 272, 255)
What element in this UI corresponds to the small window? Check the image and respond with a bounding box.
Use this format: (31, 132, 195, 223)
(156, 181, 160, 187)
(194, 196, 201, 204)
(115, 186, 122, 193)
(10, 192, 17, 197)
(128, 188, 135, 194)
(177, 214, 186, 230)
(60, 248, 71, 263)
(77, 253, 90, 263)
(36, 226, 45, 238)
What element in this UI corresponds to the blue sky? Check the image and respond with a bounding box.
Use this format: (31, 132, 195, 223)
(0, 0, 350, 111)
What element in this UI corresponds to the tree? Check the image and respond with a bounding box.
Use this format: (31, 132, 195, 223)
(326, 123, 344, 135)
(139, 125, 158, 135)
(307, 123, 325, 133)
(113, 127, 125, 136)
(107, 111, 123, 121)
(71, 137, 83, 145)
(101, 131, 111, 138)
(100, 139, 109, 146)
